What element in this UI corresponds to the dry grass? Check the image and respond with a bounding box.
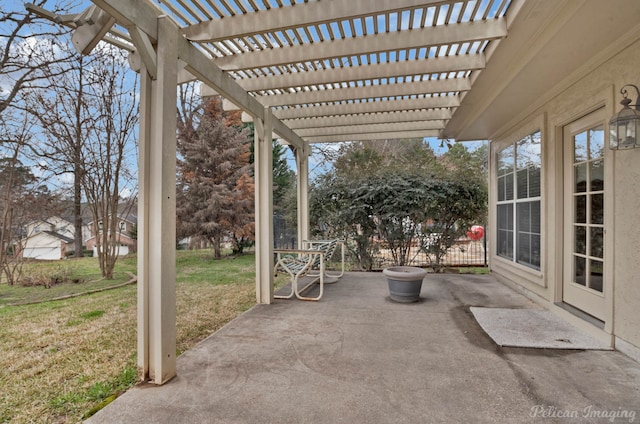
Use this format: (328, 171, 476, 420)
(0, 252, 256, 423)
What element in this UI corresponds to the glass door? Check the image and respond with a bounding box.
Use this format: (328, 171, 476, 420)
(563, 110, 607, 321)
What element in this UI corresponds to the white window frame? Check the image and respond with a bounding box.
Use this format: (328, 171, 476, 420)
(496, 131, 542, 271)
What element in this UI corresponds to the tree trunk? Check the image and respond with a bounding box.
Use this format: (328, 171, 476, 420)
(73, 57, 84, 258)
(73, 164, 83, 257)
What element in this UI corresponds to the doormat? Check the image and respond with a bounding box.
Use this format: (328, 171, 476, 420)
(470, 307, 612, 350)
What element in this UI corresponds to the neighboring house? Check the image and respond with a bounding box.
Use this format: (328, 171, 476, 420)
(85, 213, 137, 257)
(21, 216, 76, 260)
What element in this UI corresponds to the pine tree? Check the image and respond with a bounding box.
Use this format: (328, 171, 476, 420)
(177, 97, 254, 258)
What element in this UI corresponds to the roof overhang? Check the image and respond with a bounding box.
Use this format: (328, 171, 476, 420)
(443, 0, 640, 141)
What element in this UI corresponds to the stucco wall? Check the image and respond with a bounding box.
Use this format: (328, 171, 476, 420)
(612, 147, 640, 349)
(490, 38, 640, 350)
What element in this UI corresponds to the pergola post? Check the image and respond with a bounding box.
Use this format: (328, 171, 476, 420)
(254, 109, 274, 304)
(137, 16, 178, 384)
(296, 143, 310, 247)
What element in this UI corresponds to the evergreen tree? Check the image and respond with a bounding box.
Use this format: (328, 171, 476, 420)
(177, 97, 254, 258)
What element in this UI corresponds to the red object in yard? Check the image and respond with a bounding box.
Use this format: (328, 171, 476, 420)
(466, 225, 484, 241)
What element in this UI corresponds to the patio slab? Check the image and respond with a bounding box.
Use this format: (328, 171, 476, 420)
(87, 272, 640, 423)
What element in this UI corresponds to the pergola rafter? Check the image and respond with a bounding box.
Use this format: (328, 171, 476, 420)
(212, 19, 507, 71)
(182, 0, 449, 42)
(295, 120, 446, 138)
(283, 109, 452, 129)
(255, 78, 471, 108)
(235, 54, 486, 92)
(273, 96, 461, 120)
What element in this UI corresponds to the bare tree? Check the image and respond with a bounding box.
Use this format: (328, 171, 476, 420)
(24, 49, 95, 258)
(80, 46, 138, 278)
(0, 1, 76, 116)
(0, 1, 77, 276)
(0, 113, 60, 284)
(26, 44, 138, 278)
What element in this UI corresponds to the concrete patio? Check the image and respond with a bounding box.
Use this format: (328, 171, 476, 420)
(87, 272, 640, 423)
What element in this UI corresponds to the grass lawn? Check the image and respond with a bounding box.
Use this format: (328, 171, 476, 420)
(0, 250, 256, 423)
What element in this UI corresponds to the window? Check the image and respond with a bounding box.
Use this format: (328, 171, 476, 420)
(496, 131, 541, 270)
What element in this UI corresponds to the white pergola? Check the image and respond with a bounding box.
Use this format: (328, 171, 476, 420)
(30, 0, 520, 384)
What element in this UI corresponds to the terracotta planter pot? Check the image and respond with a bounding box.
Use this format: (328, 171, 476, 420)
(383, 266, 427, 303)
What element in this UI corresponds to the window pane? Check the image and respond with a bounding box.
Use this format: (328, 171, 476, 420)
(497, 176, 505, 201)
(574, 256, 586, 286)
(574, 131, 588, 163)
(575, 195, 587, 224)
(531, 234, 541, 268)
(591, 194, 603, 224)
(575, 226, 586, 255)
(497, 230, 513, 258)
(531, 234, 542, 269)
(517, 202, 530, 232)
(530, 200, 540, 233)
(505, 172, 514, 200)
(497, 231, 507, 257)
(589, 260, 603, 292)
(516, 132, 541, 170)
(517, 233, 530, 264)
(498, 145, 514, 176)
(529, 167, 541, 197)
(591, 227, 603, 258)
(497, 204, 506, 229)
(517, 169, 528, 199)
(515, 201, 540, 270)
(497, 205, 513, 258)
(589, 126, 604, 160)
(590, 160, 604, 191)
(497, 204, 513, 230)
(574, 163, 587, 193)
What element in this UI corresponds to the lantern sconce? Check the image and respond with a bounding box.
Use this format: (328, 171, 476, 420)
(609, 84, 640, 150)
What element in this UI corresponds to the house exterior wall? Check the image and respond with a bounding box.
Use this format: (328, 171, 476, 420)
(22, 232, 63, 260)
(85, 218, 136, 256)
(27, 216, 74, 239)
(489, 37, 640, 355)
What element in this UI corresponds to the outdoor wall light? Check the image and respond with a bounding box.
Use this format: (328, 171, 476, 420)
(609, 84, 640, 150)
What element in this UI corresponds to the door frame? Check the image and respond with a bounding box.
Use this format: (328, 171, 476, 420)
(562, 109, 609, 321)
(552, 90, 615, 334)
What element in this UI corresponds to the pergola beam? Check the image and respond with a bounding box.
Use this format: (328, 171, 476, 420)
(306, 129, 441, 144)
(214, 19, 506, 70)
(129, 26, 157, 79)
(283, 109, 452, 129)
(273, 96, 460, 119)
(237, 55, 485, 92)
(296, 120, 446, 138)
(182, 0, 447, 42)
(257, 78, 470, 107)
(70, 5, 117, 55)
